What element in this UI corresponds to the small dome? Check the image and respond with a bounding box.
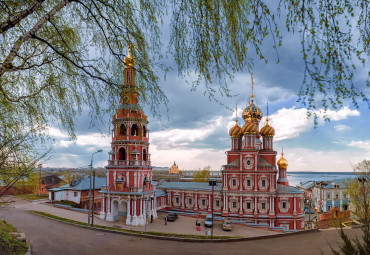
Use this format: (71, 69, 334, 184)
(229, 120, 242, 137)
(277, 153, 288, 168)
(124, 43, 136, 67)
(242, 96, 263, 122)
(242, 118, 257, 134)
(260, 119, 275, 137)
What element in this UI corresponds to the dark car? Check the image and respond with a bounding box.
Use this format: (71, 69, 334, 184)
(167, 213, 178, 222)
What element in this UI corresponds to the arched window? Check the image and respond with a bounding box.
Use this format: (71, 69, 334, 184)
(143, 149, 147, 161)
(131, 124, 139, 136)
(118, 148, 126, 160)
(119, 124, 126, 136)
(127, 70, 131, 84)
(143, 126, 147, 137)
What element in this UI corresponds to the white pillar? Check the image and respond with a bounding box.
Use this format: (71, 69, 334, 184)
(134, 199, 137, 216)
(240, 195, 243, 214)
(224, 195, 227, 210)
(108, 195, 111, 213)
(126, 199, 132, 225)
(255, 196, 257, 213)
(100, 195, 106, 220)
(106, 195, 114, 221)
(208, 193, 211, 210)
(182, 192, 185, 208)
(140, 199, 142, 215)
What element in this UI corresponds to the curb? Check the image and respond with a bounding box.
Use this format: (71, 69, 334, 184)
(25, 238, 31, 255)
(28, 211, 319, 243)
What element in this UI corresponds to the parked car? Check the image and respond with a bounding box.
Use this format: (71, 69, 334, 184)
(304, 207, 315, 214)
(167, 213, 178, 222)
(204, 214, 213, 227)
(222, 220, 232, 231)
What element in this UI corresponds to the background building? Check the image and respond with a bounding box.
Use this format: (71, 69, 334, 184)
(169, 162, 180, 175)
(311, 179, 349, 212)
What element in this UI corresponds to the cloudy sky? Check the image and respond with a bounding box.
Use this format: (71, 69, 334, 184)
(44, 13, 370, 172)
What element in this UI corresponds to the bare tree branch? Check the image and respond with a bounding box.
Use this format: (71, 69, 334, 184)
(0, 0, 46, 34)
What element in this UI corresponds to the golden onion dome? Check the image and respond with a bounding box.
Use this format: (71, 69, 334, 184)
(260, 118, 275, 137)
(242, 95, 263, 122)
(229, 119, 242, 137)
(277, 153, 288, 169)
(124, 43, 136, 67)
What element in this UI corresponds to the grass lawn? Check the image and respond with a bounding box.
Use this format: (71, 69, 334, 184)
(15, 193, 48, 200)
(0, 219, 28, 255)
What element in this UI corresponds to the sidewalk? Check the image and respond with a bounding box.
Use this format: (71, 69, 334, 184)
(2, 196, 280, 238)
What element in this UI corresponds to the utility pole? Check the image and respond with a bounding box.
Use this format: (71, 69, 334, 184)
(92, 170, 96, 227)
(144, 197, 148, 234)
(38, 164, 42, 197)
(88, 149, 102, 227)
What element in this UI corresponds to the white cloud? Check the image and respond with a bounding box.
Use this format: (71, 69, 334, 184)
(348, 140, 370, 151)
(268, 107, 310, 141)
(151, 116, 230, 149)
(267, 106, 360, 141)
(48, 126, 111, 149)
(283, 147, 369, 172)
(48, 126, 69, 138)
(334, 124, 351, 132)
(316, 107, 360, 121)
(150, 145, 225, 170)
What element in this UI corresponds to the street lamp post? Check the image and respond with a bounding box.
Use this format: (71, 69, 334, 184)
(88, 149, 102, 227)
(209, 178, 217, 239)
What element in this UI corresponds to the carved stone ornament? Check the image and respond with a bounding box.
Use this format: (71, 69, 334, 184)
(243, 155, 254, 170)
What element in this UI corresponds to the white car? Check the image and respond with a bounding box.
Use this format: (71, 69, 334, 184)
(204, 214, 213, 227)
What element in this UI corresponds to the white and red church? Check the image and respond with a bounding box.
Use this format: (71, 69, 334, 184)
(100, 46, 304, 230)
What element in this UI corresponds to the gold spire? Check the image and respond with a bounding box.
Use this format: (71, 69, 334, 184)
(266, 103, 269, 123)
(235, 104, 238, 122)
(251, 74, 254, 101)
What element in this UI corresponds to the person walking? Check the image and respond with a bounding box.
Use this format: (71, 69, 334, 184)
(164, 216, 167, 225)
(195, 219, 199, 229)
(151, 214, 153, 223)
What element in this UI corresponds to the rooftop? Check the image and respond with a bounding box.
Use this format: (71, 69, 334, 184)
(158, 181, 222, 191)
(49, 176, 106, 191)
(277, 184, 303, 194)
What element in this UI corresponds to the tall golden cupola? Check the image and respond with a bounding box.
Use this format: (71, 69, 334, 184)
(123, 43, 136, 87)
(277, 153, 288, 168)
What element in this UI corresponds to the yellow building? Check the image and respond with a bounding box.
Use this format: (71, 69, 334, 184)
(169, 162, 180, 175)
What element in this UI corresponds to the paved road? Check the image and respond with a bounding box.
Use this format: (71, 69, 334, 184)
(5, 197, 276, 238)
(0, 207, 363, 255)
